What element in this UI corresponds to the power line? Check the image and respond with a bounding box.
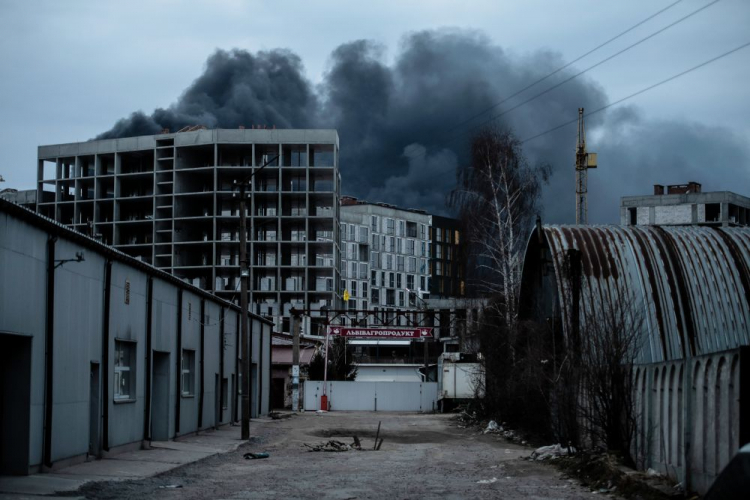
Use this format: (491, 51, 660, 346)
(520, 40, 750, 145)
(460, 0, 720, 138)
(408, 39, 750, 176)
(403, 0, 720, 164)
(449, 0, 686, 133)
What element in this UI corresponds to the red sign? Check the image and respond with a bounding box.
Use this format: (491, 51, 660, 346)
(328, 326, 433, 339)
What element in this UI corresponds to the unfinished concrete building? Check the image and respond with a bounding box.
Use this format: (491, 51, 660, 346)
(620, 181, 750, 227)
(36, 129, 342, 333)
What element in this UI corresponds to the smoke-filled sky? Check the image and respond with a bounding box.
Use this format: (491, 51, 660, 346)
(1, 0, 748, 223)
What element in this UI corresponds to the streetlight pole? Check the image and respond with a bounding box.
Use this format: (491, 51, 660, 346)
(236, 154, 278, 441)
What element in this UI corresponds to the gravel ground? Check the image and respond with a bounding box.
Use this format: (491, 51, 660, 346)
(72, 412, 601, 499)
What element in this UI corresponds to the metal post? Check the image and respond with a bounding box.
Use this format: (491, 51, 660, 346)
(235, 155, 277, 439)
(292, 314, 300, 412)
(239, 190, 250, 440)
(323, 325, 330, 390)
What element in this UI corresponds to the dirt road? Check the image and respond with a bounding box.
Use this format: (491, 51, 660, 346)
(73, 412, 600, 499)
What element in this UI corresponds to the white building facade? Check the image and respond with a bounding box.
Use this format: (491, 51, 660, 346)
(340, 199, 432, 325)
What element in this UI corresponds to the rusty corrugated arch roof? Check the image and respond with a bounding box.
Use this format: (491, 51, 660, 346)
(522, 225, 750, 363)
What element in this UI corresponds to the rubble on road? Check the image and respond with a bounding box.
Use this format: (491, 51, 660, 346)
(304, 440, 353, 452)
(483, 420, 502, 434)
(530, 444, 577, 461)
(269, 411, 293, 420)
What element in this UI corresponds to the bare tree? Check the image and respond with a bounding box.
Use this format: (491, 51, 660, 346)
(449, 127, 549, 331)
(576, 294, 644, 466)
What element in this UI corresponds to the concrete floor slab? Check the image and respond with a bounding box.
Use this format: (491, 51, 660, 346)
(0, 425, 245, 497)
(54, 459, 177, 478)
(0, 474, 87, 496)
(113, 448, 213, 465)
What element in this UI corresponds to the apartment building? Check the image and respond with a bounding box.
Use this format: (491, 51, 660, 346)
(340, 197, 440, 364)
(340, 198, 431, 319)
(621, 181, 750, 227)
(429, 215, 466, 298)
(36, 128, 341, 333)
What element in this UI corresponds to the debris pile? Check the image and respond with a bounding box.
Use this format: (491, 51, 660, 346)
(304, 440, 354, 452)
(455, 409, 479, 428)
(268, 412, 292, 420)
(483, 420, 502, 434)
(529, 444, 577, 461)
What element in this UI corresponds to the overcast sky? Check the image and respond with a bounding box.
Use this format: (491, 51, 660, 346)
(1, 0, 748, 223)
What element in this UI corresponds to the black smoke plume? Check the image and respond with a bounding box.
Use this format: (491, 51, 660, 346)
(97, 29, 750, 223)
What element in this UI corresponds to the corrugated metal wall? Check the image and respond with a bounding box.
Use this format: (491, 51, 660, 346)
(523, 225, 750, 363)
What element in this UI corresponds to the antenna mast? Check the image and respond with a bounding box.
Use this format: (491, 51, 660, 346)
(575, 108, 597, 224)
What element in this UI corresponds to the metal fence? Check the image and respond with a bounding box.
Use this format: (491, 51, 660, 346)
(303, 381, 438, 412)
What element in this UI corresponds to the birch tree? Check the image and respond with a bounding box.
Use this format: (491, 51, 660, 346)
(449, 127, 549, 330)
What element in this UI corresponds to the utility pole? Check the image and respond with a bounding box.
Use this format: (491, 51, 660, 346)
(235, 154, 278, 440)
(575, 108, 597, 225)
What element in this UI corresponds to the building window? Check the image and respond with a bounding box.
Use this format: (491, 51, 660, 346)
(114, 340, 135, 401)
(386, 218, 395, 235)
(408, 257, 416, 273)
(628, 207, 637, 225)
(341, 223, 347, 240)
(706, 203, 721, 222)
(372, 288, 380, 304)
(371, 270, 377, 286)
(351, 281, 357, 296)
(372, 216, 379, 232)
(397, 273, 403, 288)
(407, 274, 414, 289)
(406, 239, 415, 255)
(182, 349, 196, 396)
(389, 272, 395, 288)
(420, 224, 427, 240)
(363, 282, 368, 298)
(386, 289, 395, 305)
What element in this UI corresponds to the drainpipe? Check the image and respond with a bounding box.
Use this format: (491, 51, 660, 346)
(102, 260, 112, 452)
(43, 236, 57, 468)
(198, 299, 205, 429)
(144, 276, 153, 441)
(175, 289, 182, 435)
(219, 306, 225, 424)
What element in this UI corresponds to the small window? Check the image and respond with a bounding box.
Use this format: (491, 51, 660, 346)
(182, 349, 196, 396)
(114, 340, 135, 401)
(628, 207, 637, 225)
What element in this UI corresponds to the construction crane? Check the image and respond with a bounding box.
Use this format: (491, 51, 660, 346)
(575, 108, 597, 225)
